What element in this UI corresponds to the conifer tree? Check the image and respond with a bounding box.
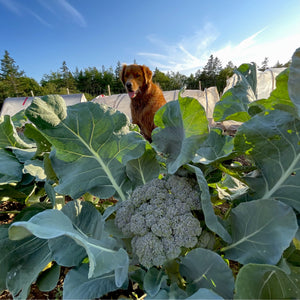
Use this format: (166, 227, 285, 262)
(0, 50, 25, 97)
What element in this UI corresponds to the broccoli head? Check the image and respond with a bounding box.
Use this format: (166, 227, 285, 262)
(115, 175, 202, 268)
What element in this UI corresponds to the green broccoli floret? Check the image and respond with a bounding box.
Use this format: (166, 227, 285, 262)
(115, 175, 202, 268)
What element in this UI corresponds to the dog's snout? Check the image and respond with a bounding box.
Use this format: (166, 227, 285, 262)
(126, 81, 132, 89)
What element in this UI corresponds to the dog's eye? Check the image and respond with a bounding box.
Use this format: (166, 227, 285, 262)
(135, 74, 140, 78)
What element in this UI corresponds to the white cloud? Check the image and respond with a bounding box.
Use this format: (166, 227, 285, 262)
(56, 0, 87, 27)
(0, 0, 21, 15)
(138, 52, 169, 60)
(138, 22, 218, 74)
(213, 29, 299, 68)
(0, 0, 52, 27)
(138, 24, 299, 74)
(28, 10, 52, 28)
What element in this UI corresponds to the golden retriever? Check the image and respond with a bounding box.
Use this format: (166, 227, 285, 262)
(120, 64, 166, 142)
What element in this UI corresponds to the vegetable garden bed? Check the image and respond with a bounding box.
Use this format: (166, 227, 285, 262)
(0, 47, 300, 299)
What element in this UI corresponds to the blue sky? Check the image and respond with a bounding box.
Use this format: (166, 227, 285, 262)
(0, 0, 300, 83)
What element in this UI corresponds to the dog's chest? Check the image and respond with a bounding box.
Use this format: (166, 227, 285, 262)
(131, 97, 147, 113)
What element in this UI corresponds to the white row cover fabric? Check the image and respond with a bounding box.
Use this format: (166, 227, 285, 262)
(93, 68, 286, 123)
(0, 94, 87, 117)
(92, 87, 220, 122)
(0, 68, 285, 123)
(224, 68, 286, 100)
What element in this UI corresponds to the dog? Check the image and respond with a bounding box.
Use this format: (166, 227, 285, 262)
(120, 64, 166, 142)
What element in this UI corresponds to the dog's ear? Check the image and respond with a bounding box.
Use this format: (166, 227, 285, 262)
(141, 65, 152, 84)
(120, 64, 127, 84)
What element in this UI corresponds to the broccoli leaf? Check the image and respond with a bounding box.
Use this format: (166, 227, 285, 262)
(36, 263, 60, 292)
(144, 267, 167, 297)
(289, 47, 300, 116)
(237, 62, 258, 95)
(0, 115, 34, 184)
(23, 160, 47, 182)
(213, 63, 257, 122)
(126, 143, 160, 188)
(0, 115, 33, 149)
(0, 149, 23, 184)
(188, 165, 232, 243)
(222, 199, 298, 265)
(24, 123, 52, 157)
(180, 248, 234, 299)
(235, 110, 300, 212)
(25, 96, 146, 200)
(186, 288, 224, 299)
(9, 208, 129, 285)
(193, 128, 235, 164)
(48, 200, 106, 267)
(0, 227, 52, 299)
(63, 264, 122, 299)
(235, 263, 300, 299)
(152, 94, 208, 174)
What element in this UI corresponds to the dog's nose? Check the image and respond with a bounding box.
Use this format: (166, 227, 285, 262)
(126, 81, 132, 89)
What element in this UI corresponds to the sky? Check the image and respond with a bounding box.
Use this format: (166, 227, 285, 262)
(0, 0, 300, 83)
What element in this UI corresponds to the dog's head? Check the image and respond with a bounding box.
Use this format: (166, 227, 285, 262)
(120, 64, 152, 99)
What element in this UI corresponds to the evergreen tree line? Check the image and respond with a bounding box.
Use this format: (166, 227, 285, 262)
(0, 50, 291, 108)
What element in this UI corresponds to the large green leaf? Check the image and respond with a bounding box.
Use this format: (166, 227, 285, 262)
(222, 199, 298, 265)
(179, 248, 234, 299)
(0, 149, 23, 184)
(152, 94, 208, 174)
(24, 123, 52, 157)
(48, 200, 107, 267)
(23, 160, 47, 182)
(24, 94, 67, 129)
(289, 47, 300, 116)
(63, 264, 122, 299)
(193, 128, 235, 164)
(0, 115, 33, 149)
(0, 115, 34, 184)
(237, 63, 257, 96)
(189, 165, 232, 243)
(126, 143, 160, 188)
(235, 263, 300, 299)
(235, 110, 300, 212)
(0, 227, 52, 299)
(143, 267, 167, 297)
(187, 289, 223, 299)
(11, 109, 28, 128)
(9, 208, 129, 285)
(36, 263, 61, 292)
(213, 63, 257, 122)
(25, 96, 146, 200)
(11, 147, 36, 162)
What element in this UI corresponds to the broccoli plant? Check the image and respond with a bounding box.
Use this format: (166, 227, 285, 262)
(115, 175, 203, 268)
(0, 48, 300, 299)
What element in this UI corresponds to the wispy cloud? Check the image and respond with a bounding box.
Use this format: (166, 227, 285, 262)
(0, 0, 22, 15)
(0, 0, 51, 27)
(28, 10, 52, 28)
(55, 0, 87, 27)
(138, 24, 298, 74)
(214, 28, 299, 68)
(0, 0, 86, 28)
(138, 22, 219, 74)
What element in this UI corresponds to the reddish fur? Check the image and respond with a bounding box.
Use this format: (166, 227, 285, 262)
(120, 64, 167, 141)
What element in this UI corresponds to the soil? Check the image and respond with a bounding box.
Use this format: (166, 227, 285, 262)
(0, 201, 25, 224)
